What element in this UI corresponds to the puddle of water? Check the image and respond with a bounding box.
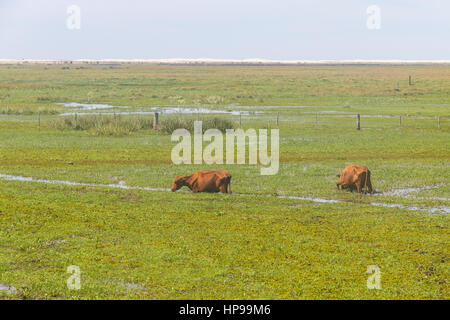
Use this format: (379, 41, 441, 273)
(0, 284, 16, 294)
(56, 102, 130, 110)
(233, 106, 315, 109)
(59, 109, 261, 116)
(380, 184, 449, 201)
(0, 174, 170, 192)
(415, 196, 450, 201)
(382, 184, 447, 197)
(277, 195, 340, 203)
(153, 107, 262, 115)
(57, 103, 264, 116)
(1, 173, 448, 214)
(279, 193, 449, 213)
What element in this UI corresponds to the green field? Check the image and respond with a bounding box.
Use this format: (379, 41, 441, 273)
(0, 64, 449, 299)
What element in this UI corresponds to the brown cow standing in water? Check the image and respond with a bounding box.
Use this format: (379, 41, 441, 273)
(336, 164, 373, 194)
(171, 170, 232, 193)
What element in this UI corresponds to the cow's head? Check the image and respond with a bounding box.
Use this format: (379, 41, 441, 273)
(171, 176, 186, 192)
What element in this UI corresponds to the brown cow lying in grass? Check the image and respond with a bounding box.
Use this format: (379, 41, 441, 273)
(171, 170, 232, 193)
(336, 164, 373, 194)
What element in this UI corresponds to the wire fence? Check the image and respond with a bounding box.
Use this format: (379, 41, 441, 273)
(178, 112, 449, 130)
(274, 113, 449, 130)
(26, 108, 450, 131)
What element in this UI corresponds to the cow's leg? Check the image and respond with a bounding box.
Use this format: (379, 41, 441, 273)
(367, 178, 373, 195)
(355, 181, 362, 193)
(217, 176, 230, 194)
(219, 184, 228, 193)
(362, 172, 368, 194)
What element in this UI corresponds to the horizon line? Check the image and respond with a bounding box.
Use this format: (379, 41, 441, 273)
(2, 58, 450, 65)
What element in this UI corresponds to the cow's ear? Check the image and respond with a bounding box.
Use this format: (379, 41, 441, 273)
(336, 174, 341, 178)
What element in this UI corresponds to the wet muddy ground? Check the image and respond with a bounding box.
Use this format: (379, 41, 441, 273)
(1, 173, 448, 214)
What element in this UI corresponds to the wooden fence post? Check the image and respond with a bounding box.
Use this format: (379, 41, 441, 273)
(409, 75, 412, 86)
(356, 114, 360, 130)
(153, 112, 159, 130)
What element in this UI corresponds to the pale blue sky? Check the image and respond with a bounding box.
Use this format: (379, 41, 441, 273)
(1, 0, 449, 59)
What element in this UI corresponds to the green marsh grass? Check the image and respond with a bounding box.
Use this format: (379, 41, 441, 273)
(0, 65, 448, 299)
(52, 114, 153, 136)
(160, 117, 234, 134)
(51, 115, 234, 136)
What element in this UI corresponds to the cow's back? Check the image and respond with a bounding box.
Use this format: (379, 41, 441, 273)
(191, 170, 231, 192)
(339, 164, 367, 185)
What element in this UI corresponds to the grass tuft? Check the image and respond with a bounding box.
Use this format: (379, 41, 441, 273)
(52, 114, 153, 136)
(160, 117, 235, 134)
(0, 106, 59, 115)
